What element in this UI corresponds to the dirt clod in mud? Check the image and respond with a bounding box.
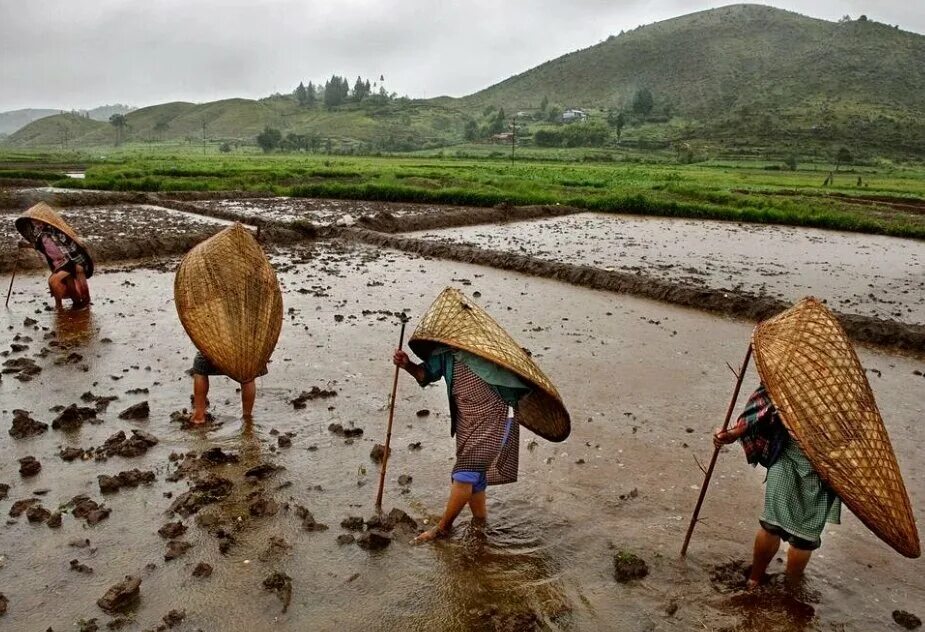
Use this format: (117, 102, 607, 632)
(327, 422, 363, 438)
(18, 456, 41, 477)
(337, 534, 355, 546)
(52, 404, 98, 430)
(262, 572, 292, 613)
(244, 462, 282, 481)
(117, 401, 150, 420)
(70, 495, 111, 525)
(158, 520, 187, 539)
(370, 444, 390, 463)
(0, 593, 6, 616)
(26, 504, 51, 523)
(0, 484, 8, 500)
(341, 516, 365, 531)
(290, 386, 337, 408)
(69, 559, 94, 574)
(192, 562, 213, 578)
(97, 576, 141, 614)
(2, 357, 41, 381)
(710, 559, 750, 592)
(99, 469, 155, 494)
(162, 609, 186, 628)
(9, 498, 38, 517)
(164, 540, 193, 561)
(296, 505, 329, 532)
(612, 551, 649, 583)
(356, 530, 392, 551)
(9, 409, 48, 438)
(894, 610, 923, 630)
(169, 473, 233, 517)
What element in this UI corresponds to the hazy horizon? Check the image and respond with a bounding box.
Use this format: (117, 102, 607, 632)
(1, 0, 922, 112)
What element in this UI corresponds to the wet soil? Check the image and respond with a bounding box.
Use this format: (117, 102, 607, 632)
(407, 213, 925, 326)
(1, 242, 923, 631)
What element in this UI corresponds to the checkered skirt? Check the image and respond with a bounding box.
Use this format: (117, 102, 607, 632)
(451, 361, 519, 486)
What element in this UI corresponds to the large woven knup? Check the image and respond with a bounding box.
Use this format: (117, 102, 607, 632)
(409, 287, 570, 442)
(174, 223, 283, 384)
(15, 202, 95, 277)
(752, 297, 920, 558)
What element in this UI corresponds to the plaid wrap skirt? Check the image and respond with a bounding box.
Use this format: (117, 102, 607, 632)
(451, 361, 519, 486)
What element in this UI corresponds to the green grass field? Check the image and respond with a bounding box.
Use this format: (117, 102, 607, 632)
(2, 148, 924, 239)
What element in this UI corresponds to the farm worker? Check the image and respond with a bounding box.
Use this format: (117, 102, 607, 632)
(393, 344, 530, 543)
(713, 384, 841, 588)
(15, 202, 94, 310)
(392, 287, 570, 544)
(189, 352, 262, 424)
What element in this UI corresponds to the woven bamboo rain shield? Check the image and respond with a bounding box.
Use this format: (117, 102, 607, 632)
(15, 202, 95, 277)
(174, 223, 283, 384)
(752, 297, 920, 558)
(409, 287, 570, 442)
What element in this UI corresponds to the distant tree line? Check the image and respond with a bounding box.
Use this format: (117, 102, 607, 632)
(292, 74, 394, 109)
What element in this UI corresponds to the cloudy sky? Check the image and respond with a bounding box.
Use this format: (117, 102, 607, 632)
(0, 0, 921, 111)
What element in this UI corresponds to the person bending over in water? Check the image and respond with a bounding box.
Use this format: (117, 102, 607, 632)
(394, 345, 530, 543)
(189, 351, 261, 425)
(20, 220, 91, 309)
(714, 385, 841, 589)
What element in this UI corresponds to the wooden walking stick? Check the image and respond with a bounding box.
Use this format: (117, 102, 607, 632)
(680, 344, 753, 557)
(374, 318, 408, 511)
(5, 251, 21, 308)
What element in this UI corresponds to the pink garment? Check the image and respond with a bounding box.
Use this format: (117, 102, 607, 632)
(38, 233, 68, 271)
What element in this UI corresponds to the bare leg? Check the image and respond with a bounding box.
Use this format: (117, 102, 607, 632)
(48, 271, 69, 309)
(415, 481, 473, 544)
(72, 265, 90, 307)
(748, 527, 781, 588)
(241, 380, 256, 420)
(468, 491, 487, 521)
(191, 374, 209, 424)
(785, 546, 812, 584)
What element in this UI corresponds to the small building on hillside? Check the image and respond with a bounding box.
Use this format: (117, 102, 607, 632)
(562, 109, 588, 123)
(490, 132, 514, 143)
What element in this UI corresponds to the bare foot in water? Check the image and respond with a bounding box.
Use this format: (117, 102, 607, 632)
(188, 416, 207, 426)
(413, 526, 448, 544)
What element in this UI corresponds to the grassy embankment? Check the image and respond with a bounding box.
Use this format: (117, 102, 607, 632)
(1, 149, 924, 239)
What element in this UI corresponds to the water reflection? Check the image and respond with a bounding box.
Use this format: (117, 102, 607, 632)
(381, 500, 573, 631)
(53, 306, 95, 346)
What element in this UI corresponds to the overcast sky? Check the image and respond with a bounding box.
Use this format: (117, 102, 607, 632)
(1, 0, 922, 112)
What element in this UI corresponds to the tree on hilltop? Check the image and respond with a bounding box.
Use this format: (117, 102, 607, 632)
(632, 88, 654, 118)
(295, 81, 308, 106)
(109, 113, 127, 146)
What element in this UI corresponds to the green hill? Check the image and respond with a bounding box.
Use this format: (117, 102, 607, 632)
(5, 96, 468, 152)
(5, 4, 925, 156)
(458, 4, 925, 154)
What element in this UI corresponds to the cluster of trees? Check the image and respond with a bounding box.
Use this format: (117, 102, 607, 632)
(463, 106, 511, 141)
(293, 74, 393, 109)
(256, 126, 332, 153)
(534, 121, 610, 147)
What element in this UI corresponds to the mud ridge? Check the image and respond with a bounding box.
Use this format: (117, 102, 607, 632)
(337, 228, 925, 353)
(353, 204, 579, 233)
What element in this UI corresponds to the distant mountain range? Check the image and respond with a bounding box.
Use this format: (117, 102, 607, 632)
(0, 104, 134, 136)
(5, 4, 924, 156)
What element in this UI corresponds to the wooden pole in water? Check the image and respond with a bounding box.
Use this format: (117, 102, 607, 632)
(375, 318, 408, 511)
(5, 252, 21, 308)
(680, 344, 753, 557)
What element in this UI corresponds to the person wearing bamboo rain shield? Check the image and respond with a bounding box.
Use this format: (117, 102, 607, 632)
(394, 288, 571, 544)
(174, 224, 283, 427)
(713, 385, 841, 588)
(15, 202, 93, 309)
(707, 297, 920, 588)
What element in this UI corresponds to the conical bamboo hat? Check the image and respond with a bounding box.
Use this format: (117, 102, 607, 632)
(409, 287, 570, 442)
(752, 297, 920, 558)
(174, 223, 283, 384)
(15, 202, 95, 277)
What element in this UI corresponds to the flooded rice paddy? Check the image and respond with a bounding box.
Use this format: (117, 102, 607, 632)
(407, 213, 925, 325)
(0, 193, 923, 631)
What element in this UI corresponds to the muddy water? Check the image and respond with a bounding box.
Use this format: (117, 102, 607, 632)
(187, 197, 458, 226)
(408, 213, 925, 325)
(1, 242, 923, 631)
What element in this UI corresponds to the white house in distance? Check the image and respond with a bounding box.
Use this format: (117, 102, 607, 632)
(562, 108, 588, 123)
